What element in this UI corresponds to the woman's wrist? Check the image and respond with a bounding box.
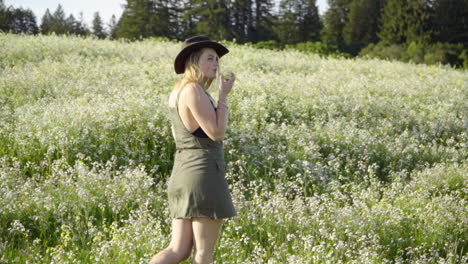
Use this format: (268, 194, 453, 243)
(218, 95, 227, 102)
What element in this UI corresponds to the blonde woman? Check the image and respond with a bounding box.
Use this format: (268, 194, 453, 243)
(149, 36, 237, 264)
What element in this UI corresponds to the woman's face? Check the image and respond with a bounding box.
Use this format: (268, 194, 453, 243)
(198, 48, 219, 79)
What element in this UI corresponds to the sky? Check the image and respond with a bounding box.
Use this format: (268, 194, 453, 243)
(6, 0, 329, 28)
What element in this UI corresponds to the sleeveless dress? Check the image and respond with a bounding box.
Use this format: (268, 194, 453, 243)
(167, 89, 237, 219)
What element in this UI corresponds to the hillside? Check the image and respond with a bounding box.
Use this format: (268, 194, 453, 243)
(0, 34, 467, 263)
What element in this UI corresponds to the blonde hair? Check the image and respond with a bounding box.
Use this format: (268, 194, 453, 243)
(173, 48, 218, 92)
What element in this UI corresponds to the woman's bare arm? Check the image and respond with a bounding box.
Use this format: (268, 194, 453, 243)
(183, 83, 229, 141)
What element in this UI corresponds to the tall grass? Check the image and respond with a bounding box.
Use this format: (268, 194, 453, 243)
(0, 33, 466, 263)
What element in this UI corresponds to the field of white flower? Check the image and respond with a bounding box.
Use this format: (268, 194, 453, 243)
(0, 33, 467, 263)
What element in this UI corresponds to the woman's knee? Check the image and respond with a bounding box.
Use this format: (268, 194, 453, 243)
(149, 246, 192, 264)
(169, 246, 192, 262)
(193, 249, 214, 263)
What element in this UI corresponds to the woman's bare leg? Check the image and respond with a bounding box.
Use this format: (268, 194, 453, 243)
(149, 218, 194, 264)
(191, 217, 223, 264)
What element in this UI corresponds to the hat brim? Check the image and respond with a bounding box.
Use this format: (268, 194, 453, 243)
(174, 41, 229, 74)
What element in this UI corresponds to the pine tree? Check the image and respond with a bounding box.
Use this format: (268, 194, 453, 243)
(321, 0, 353, 48)
(298, 0, 322, 42)
(65, 14, 76, 34)
(116, 0, 155, 39)
(431, 0, 468, 45)
(252, 0, 275, 42)
(73, 12, 90, 36)
(40, 8, 53, 34)
(405, 0, 431, 43)
(343, 0, 385, 53)
(275, 0, 301, 44)
(150, 0, 174, 38)
(276, 0, 321, 44)
(185, 0, 231, 40)
(230, 0, 254, 43)
(92, 12, 106, 39)
(8, 7, 38, 34)
(378, 0, 407, 44)
(108, 14, 118, 39)
(50, 4, 68, 34)
(0, 0, 11, 32)
(379, 0, 431, 45)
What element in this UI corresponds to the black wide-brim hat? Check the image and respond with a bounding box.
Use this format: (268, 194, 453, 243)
(174, 36, 229, 74)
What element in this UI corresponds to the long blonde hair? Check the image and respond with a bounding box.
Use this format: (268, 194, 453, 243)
(173, 48, 217, 92)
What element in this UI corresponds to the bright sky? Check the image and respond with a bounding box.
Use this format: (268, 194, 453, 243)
(6, 0, 329, 28)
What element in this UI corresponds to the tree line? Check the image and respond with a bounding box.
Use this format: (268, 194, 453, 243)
(0, 0, 114, 39)
(1, 0, 468, 67)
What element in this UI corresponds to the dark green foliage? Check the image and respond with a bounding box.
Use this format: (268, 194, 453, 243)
(321, 0, 353, 48)
(39, 9, 53, 34)
(342, 0, 385, 55)
(377, 0, 407, 44)
(107, 15, 118, 40)
(107, 15, 118, 39)
(431, 0, 468, 46)
(68, 13, 90, 36)
(252, 39, 283, 50)
(0, 0, 9, 32)
(252, 0, 276, 42)
(230, 0, 254, 43)
(49, 4, 68, 35)
(185, 0, 232, 40)
(274, 0, 322, 44)
(116, 0, 156, 40)
(286, 41, 351, 57)
(92, 12, 106, 39)
(0, 1, 38, 35)
(360, 41, 468, 68)
(5, 7, 38, 34)
(378, 0, 432, 45)
(39, 5, 89, 36)
(116, 0, 179, 40)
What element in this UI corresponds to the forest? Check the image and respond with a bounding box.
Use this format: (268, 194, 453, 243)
(1, 0, 468, 67)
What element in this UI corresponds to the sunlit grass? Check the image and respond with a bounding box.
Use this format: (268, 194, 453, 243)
(0, 33, 467, 263)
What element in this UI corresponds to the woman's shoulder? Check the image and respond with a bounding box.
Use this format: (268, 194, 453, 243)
(180, 82, 205, 98)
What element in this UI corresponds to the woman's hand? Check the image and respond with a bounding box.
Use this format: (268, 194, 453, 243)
(219, 72, 236, 101)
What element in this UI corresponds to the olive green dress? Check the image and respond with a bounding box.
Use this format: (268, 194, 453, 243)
(167, 90, 237, 219)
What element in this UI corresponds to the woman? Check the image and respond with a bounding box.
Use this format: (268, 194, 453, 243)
(149, 36, 237, 264)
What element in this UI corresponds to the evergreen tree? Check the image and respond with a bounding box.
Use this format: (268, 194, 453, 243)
(50, 4, 68, 34)
(379, 0, 431, 44)
(65, 14, 76, 33)
(343, 0, 385, 53)
(116, 0, 156, 39)
(176, 0, 197, 39)
(150, 0, 175, 38)
(8, 7, 38, 34)
(275, 0, 300, 44)
(230, 0, 254, 43)
(108, 14, 118, 39)
(185, 0, 231, 40)
(431, 0, 468, 45)
(92, 11, 106, 38)
(0, 0, 11, 32)
(405, 0, 431, 43)
(40, 8, 53, 34)
(275, 0, 321, 44)
(321, 0, 353, 48)
(71, 12, 90, 36)
(252, 0, 275, 42)
(298, 0, 322, 42)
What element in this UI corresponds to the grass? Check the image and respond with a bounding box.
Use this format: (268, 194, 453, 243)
(0, 33, 467, 263)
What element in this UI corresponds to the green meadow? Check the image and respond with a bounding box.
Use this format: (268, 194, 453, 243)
(0, 34, 467, 263)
